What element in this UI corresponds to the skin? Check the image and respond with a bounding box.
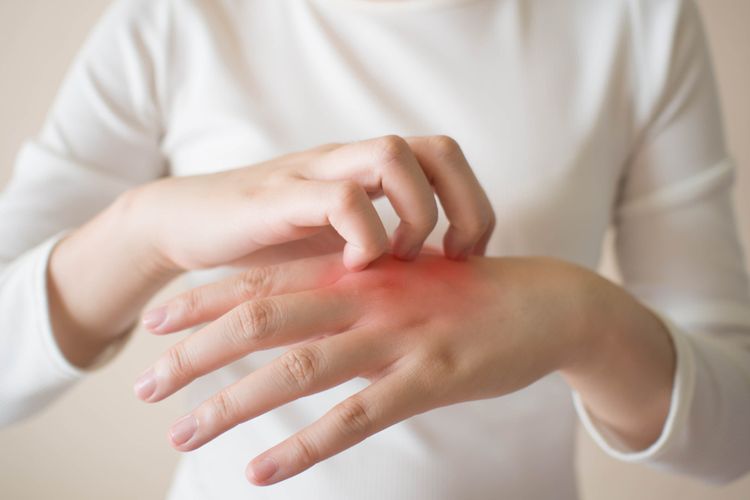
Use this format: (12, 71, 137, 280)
(136, 253, 675, 486)
(48, 135, 494, 367)
(44, 131, 675, 487)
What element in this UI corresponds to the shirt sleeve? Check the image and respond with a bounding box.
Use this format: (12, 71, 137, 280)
(0, 0, 168, 427)
(573, 0, 750, 484)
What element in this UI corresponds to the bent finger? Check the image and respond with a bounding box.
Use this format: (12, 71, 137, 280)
(275, 179, 389, 271)
(303, 136, 439, 260)
(406, 136, 495, 258)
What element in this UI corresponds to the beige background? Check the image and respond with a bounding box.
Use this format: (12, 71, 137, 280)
(0, 1, 748, 498)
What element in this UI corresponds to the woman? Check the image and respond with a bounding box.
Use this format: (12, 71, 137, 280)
(1, 0, 748, 498)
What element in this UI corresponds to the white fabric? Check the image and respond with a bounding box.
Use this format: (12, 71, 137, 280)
(1, 0, 749, 497)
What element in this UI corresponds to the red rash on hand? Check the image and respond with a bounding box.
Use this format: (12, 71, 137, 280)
(331, 253, 490, 332)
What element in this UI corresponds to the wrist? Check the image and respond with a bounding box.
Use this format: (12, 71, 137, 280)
(482, 257, 603, 377)
(558, 269, 675, 449)
(112, 183, 183, 276)
(516, 258, 608, 377)
(555, 267, 615, 377)
(47, 189, 181, 368)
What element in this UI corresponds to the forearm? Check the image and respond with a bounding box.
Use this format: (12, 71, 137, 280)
(560, 271, 676, 450)
(48, 188, 179, 368)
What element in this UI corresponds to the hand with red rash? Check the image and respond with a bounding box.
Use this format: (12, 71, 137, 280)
(133, 252, 641, 485)
(46, 134, 495, 369)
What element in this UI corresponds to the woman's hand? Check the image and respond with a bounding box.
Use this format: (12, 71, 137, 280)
(132, 135, 495, 273)
(48, 134, 494, 366)
(134, 253, 665, 485)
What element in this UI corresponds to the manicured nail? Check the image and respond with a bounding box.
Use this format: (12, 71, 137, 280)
(169, 415, 197, 446)
(142, 306, 167, 331)
(133, 368, 156, 401)
(250, 457, 279, 483)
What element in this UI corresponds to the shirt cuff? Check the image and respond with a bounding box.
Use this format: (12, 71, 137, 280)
(0, 233, 135, 426)
(572, 308, 695, 462)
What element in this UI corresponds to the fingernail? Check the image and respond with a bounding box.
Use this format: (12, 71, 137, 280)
(142, 306, 168, 331)
(250, 457, 279, 483)
(169, 414, 197, 446)
(134, 368, 156, 401)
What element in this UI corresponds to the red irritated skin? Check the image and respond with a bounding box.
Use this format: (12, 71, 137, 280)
(135, 253, 675, 486)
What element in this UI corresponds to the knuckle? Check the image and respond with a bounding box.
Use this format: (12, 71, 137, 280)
(277, 345, 323, 391)
(462, 213, 492, 237)
(429, 347, 458, 375)
(415, 346, 460, 396)
(332, 180, 366, 213)
(166, 346, 194, 381)
(178, 289, 203, 318)
(333, 396, 373, 436)
(236, 266, 272, 300)
(453, 204, 493, 239)
(289, 434, 318, 467)
(429, 135, 462, 160)
(406, 201, 439, 235)
(373, 135, 409, 167)
(418, 203, 440, 230)
(231, 300, 278, 346)
(209, 389, 241, 424)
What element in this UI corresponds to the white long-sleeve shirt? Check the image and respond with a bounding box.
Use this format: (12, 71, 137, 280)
(1, 0, 749, 498)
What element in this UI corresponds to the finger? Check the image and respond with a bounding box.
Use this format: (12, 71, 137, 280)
(271, 178, 389, 271)
(167, 328, 391, 451)
(228, 226, 346, 268)
(471, 214, 496, 256)
(142, 253, 346, 334)
(246, 367, 427, 485)
(137, 287, 359, 403)
(405, 136, 496, 258)
(303, 135, 439, 260)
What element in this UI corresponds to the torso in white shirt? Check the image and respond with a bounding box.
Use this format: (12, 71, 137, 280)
(161, 1, 639, 498)
(2, 0, 747, 493)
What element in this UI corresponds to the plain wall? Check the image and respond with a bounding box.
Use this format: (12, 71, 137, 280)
(0, 1, 748, 498)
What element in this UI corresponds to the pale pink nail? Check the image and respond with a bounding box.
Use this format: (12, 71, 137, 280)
(170, 415, 197, 446)
(133, 368, 156, 401)
(142, 306, 168, 331)
(250, 457, 279, 483)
